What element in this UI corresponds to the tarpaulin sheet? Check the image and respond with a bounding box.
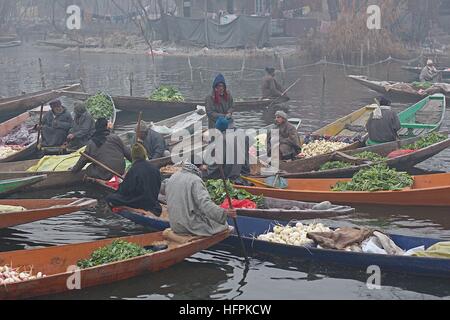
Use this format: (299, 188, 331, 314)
(152, 15, 270, 49)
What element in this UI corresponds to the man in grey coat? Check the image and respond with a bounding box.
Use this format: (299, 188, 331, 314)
(40, 99, 73, 147)
(164, 162, 236, 237)
(67, 102, 95, 149)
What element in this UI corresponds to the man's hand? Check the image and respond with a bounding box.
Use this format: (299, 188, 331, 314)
(224, 209, 237, 219)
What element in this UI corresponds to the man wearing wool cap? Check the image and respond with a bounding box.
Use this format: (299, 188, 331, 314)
(269, 110, 302, 161)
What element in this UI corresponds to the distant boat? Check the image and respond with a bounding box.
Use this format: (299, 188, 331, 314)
(0, 40, 22, 48)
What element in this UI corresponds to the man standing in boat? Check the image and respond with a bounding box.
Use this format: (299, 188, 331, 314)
(261, 67, 289, 102)
(366, 98, 401, 145)
(66, 102, 95, 150)
(39, 99, 73, 148)
(206, 74, 234, 129)
(420, 60, 439, 82)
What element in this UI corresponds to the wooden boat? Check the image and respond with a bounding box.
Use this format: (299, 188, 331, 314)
(0, 35, 18, 43)
(348, 75, 450, 103)
(236, 173, 450, 207)
(0, 106, 51, 163)
(402, 66, 450, 79)
(115, 195, 355, 223)
(280, 134, 450, 178)
(397, 94, 446, 137)
(0, 175, 47, 196)
(0, 229, 230, 300)
(37, 40, 99, 49)
(54, 90, 277, 113)
(0, 109, 207, 191)
(115, 212, 450, 278)
(0, 198, 97, 229)
(0, 40, 21, 48)
(0, 159, 84, 191)
(0, 84, 81, 116)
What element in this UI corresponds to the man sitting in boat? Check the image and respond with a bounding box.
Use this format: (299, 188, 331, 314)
(163, 162, 236, 237)
(269, 111, 302, 161)
(420, 60, 439, 82)
(206, 74, 234, 129)
(105, 143, 162, 216)
(66, 102, 95, 150)
(40, 99, 73, 148)
(366, 98, 401, 145)
(71, 118, 132, 180)
(137, 121, 169, 160)
(261, 67, 289, 101)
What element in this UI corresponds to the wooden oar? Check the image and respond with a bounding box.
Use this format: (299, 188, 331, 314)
(136, 112, 143, 144)
(80, 152, 125, 180)
(266, 77, 301, 109)
(219, 166, 249, 263)
(36, 104, 44, 150)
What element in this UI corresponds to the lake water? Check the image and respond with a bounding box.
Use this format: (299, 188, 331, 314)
(0, 44, 449, 300)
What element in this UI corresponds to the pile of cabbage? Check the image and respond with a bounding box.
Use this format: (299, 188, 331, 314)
(150, 86, 185, 102)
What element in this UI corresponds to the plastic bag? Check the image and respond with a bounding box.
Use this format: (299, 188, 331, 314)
(220, 199, 257, 209)
(362, 237, 388, 255)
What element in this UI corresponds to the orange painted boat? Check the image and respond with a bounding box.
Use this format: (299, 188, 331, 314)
(236, 173, 450, 207)
(0, 198, 97, 229)
(0, 229, 230, 300)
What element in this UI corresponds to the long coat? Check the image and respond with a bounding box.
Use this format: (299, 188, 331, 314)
(41, 107, 73, 147)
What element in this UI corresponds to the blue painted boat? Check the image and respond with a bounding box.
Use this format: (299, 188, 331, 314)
(116, 208, 450, 278)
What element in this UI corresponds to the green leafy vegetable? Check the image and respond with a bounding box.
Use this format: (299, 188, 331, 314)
(319, 161, 352, 171)
(355, 151, 387, 162)
(403, 132, 447, 150)
(150, 86, 185, 102)
(77, 240, 150, 269)
(332, 164, 414, 192)
(411, 81, 433, 90)
(206, 179, 264, 208)
(86, 93, 114, 120)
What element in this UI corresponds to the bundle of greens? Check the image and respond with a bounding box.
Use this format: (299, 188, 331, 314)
(206, 179, 264, 208)
(150, 86, 185, 102)
(77, 240, 150, 269)
(355, 151, 387, 162)
(332, 164, 414, 192)
(319, 161, 352, 171)
(404, 132, 447, 150)
(86, 93, 114, 120)
(412, 82, 433, 90)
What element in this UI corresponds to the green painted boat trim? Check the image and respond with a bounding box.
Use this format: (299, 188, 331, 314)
(0, 175, 47, 196)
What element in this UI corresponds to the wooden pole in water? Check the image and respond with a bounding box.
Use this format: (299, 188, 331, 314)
(280, 56, 286, 85)
(320, 58, 327, 127)
(360, 43, 364, 67)
(129, 72, 134, 96)
(36, 104, 44, 150)
(188, 57, 194, 83)
(38, 58, 46, 89)
(240, 54, 246, 81)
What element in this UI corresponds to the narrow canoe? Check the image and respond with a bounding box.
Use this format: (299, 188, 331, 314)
(0, 198, 97, 229)
(0, 84, 81, 116)
(37, 40, 99, 49)
(0, 229, 231, 300)
(348, 75, 450, 104)
(0, 159, 84, 191)
(397, 94, 446, 137)
(274, 105, 375, 173)
(123, 195, 355, 221)
(401, 66, 450, 79)
(0, 109, 208, 191)
(0, 41, 21, 48)
(0, 175, 47, 196)
(116, 212, 450, 278)
(55, 90, 277, 113)
(0, 106, 50, 163)
(236, 173, 450, 207)
(280, 133, 450, 178)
